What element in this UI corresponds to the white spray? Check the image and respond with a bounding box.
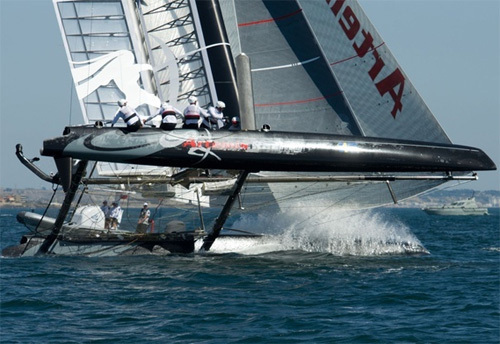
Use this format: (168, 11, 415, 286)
(204, 201, 427, 256)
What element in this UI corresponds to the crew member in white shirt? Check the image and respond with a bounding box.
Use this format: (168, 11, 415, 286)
(143, 100, 183, 130)
(101, 200, 111, 229)
(204, 101, 226, 130)
(136, 202, 151, 233)
(183, 96, 209, 129)
(111, 99, 142, 132)
(109, 201, 122, 230)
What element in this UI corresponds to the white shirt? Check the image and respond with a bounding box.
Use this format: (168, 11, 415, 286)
(138, 207, 151, 224)
(183, 104, 209, 126)
(207, 106, 224, 129)
(112, 105, 139, 126)
(109, 205, 122, 219)
(145, 103, 183, 125)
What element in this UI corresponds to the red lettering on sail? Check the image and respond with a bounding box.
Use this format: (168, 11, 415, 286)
(326, 0, 406, 118)
(375, 69, 405, 118)
(328, 0, 345, 16)
(339, 7, 359, 40)
(353, 30, 374, 58)
(368, 50, 385, 80)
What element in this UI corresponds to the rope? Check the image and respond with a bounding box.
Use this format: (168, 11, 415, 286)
(32, 185, 59, 235)
(20, 185, 60, 256)
(289, 183, 372, 231)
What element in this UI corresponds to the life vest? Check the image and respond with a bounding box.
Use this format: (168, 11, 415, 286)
(161, 108, 178, 124)
(184, 105, 200, 125)
(123, 113, 139, 126)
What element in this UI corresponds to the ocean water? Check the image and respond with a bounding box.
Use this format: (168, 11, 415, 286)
(1, 207, 499, 343)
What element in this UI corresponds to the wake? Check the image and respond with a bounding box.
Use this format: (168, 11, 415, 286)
(201, 205, 428, 256)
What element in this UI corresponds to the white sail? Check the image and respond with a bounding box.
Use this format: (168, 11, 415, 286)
(53, 0, 217, 205)
(53, 0, 216, 155)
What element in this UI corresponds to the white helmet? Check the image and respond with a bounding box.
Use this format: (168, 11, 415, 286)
(117, 99, 127, 106)
(188, 96, 197, 104)
(216, 101, 226, 109)
(231, 116, 240, 125)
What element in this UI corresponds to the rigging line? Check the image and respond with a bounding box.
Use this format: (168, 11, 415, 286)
(237, 179, 380, 212)
(234, 185, 308, 211)
(241, 189, 330, 212)
(84, 3, 94, 118)
(271, 185, 340, 205)
(175, 43, 231, 60)
(121, 181, 134, 230)
(290, 183, 372, 230)
(418, 179, 473, 198)
(260, 179, 326, 207)
(70, 162, 99, 221)
(222, 228, 262, 236)
(69, 78, 74, 126)
(149, 197, 165, 228)
(270, 178, 402, 208)
(234, 185, 300, 211)
(31, 185, 59, 235)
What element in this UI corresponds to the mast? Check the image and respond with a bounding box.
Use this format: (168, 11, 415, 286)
(236, 53, 256, 130)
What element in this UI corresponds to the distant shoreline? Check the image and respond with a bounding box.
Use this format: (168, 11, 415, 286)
(1, 187, 499, 209)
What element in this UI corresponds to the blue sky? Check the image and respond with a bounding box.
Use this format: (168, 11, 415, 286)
(1, 0, 499, 191)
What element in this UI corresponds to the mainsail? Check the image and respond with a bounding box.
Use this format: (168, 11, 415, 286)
(218, 0, 458, 208)
(224, 0, 450, 141)
(53, 0, 480, 210)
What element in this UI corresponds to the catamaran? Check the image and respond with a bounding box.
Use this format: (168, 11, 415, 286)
(2, 0, 495, 257)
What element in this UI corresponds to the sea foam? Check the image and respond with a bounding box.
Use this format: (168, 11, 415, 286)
(203, 203, 428, 256)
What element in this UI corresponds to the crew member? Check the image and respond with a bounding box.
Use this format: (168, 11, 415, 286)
(183, 96, 209, 129)
(101, 200, 111, 229)
(136, 202, 151, 233)
(204, 101, 226, 130)
(143, 101, 183, 130)
(109, 201, 122, 230)
(228, 116, 241, 131)
(111, 99, 142, 132)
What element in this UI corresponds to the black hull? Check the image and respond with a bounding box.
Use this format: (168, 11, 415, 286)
(41, 127, 496, 173)
(2, 230, 198, 257)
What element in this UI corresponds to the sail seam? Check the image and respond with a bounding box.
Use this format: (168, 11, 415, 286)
(238, 9, 302, 27)
(255, 91, 343, 107)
